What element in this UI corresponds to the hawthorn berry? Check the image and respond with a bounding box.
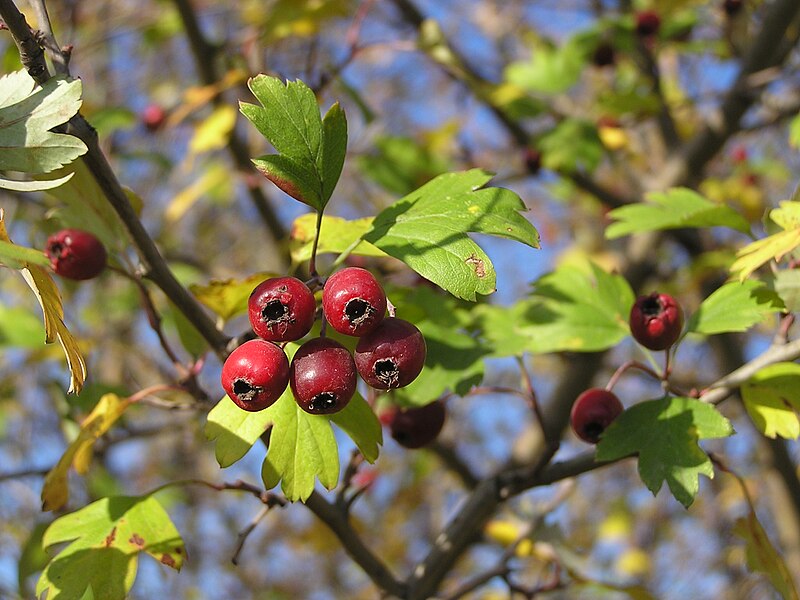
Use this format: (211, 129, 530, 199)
(592, 42, 616, 68)
(290, 337, 357, 414)
(322, 267, 387, 337)
(45, 229, 107, 280)
(385, 400, 446, 449)
(629, 292, 684, 351)
(141, 103, 167, 131)
(570, 388, 623, 444)
(354, 318, 426, 390)
(248, 276, 316, 342)
(635, 10, 661, 37)
(221, 339, 290, 412)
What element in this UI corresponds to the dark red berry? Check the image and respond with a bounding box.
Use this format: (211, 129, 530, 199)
(248, 276, 316, 342)
(290, 337, 357, 415)
(221, 339, 290, 412)
(385, 401, 446, 449)
(570, 388, 623, 444)
(635, 10, 661, 37)
(592, 42, 616, 67)
(141, 103, 167, 131)
(323, 267, 387, 337)
(524, 148, 542, 175)
(45, 229, 107, 280)
(722, 0, 743, 16)
(629, 292, 684, 351)
(354, 318, 426, 390)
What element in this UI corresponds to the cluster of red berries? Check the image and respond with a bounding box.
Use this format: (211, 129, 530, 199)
(45, 228, 107, 280)
(221, 267, 427, 416)
(570, 291, 683, 444)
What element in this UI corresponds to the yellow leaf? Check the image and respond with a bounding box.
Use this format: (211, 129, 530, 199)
(42, 393, 132, 511)
(0, 210, 86, 393)
(190, 272, 277, 322)
(598, 510, 632, 541)
(165, 163, 231, 222)
(770, 200, 800, 230)
(730, 229, 800, 281)
(188, 105, 237, 155)
(484, 519, 522, 545)
(615, 547, 652, 578)
(599, 125, 628, 151)
(289, 213, 385, 264)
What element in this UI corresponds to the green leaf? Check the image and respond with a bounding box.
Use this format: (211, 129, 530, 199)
(261, 390, 381, 501)
(606, 188, 751, 239)
(206, 393, 278, 468)
(37, 495, 184, 600)
(686, 281, 783, 335)
(0, 239, 50, 269)
(477, 262, 634, 355)
(538, 119, 604, 173)
(18, 522, 50, 597)
(0, 70, 87, 174)
(288, 214, 385, 265)
(504, 36, 586, 95)
(0, 171, 74, 191)
(741, 362, 800, 439)
(357, 135, 451, 196)
(596, 397, 733, 508)
(774, 268, 800, 312)
(362, 169, 539, 300)
(240, 75, 347, 210)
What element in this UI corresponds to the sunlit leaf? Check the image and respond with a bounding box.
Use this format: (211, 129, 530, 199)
(288, 213, 385, 265)
(362, 170, 539, 300)
(37, 495, 184, 600)
(188, 105, 237, 155)
(606, 188, 751, 239)
(539, 119, 604, 173)
(731, 201, 800, 281)
(596, 397, 733, 508)
(505, 36, 585, 95)
(42, 394, 132, 511)
(741, 362, 800, 439)
(686, 281, 783, 335)
(190, 272, 276, 322)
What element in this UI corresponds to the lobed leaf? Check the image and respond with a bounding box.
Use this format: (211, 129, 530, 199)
(686, 280, 783, 336)
(37, 495, 184, 600)
(289, 214, 385, 265)
(596, 397, 733, 508)
(606, 187, 751, 239)
(362, 169, 539, 300)
(741, 362, 800, 439)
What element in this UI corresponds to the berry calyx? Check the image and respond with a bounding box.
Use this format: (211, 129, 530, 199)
(635, 10, 661, 37)
(322, 267, 387, 337)
(45, 229, 107, 280)
(248, 276, 316, 342)
(354, 318, 426, 390)
(629, 292, 684, 351)
(385, 401, 446, 449)
(221, 339, 290, 412)
(290, 337, 357, 414)
(570, 388, 623, 444)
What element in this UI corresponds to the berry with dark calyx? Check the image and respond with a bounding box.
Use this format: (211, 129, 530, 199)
(592, 42, 616, 67)
(524, 148, 542, 175)
(629, 292, 684, 351)
(355, 318, 426, 390)
(386, 400, 446, 449)
(290, 337, 357, 415)
(635, 10, 661, 37)
(722, 0, 743, 16)
(45, 229, 107, 280)
(323, 267, 387, 337)
(141, 103, 167, 131)
(221, 339, 290, 412)
(570, 388, 623, 444)
(248, 276, 316, 342)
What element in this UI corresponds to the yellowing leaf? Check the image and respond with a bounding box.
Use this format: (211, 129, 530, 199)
(165, 163, 232, 222)
(42, 394, 132, 511)
(190, 272, 276, 322)
(598, 511, 632, 541)
(0, 211, 86, 393)
(599, 125, 628, 151)
(289, 213, 385, 265)
(730, 229, 800, 281)
(615, 548, 651, 578)
(484, 519, 522, 546)
(741, 362, 800, 439)
(188, 105, 237, 155)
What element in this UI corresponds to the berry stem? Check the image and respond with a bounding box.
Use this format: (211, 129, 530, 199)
(308, 209, 325, 278)
(515, 356, 545, 433)
(605, 360, 661, 391)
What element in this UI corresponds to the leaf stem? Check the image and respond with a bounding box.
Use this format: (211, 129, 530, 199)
(308, 209, 324, 278)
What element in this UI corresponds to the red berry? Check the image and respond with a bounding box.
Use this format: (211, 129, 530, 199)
(385, 401, 446, 449)
(322, 267, 387, 337)
(248, 277, 316, 342)
(354, 318, 426, 390)
(221, 339, 290, 412)
(45, 229, 107, 280)
(524, 148, 542, 175)
(635, 10, 661, 37)
(629, 292, 684, 351)
(290, 337, 357, 414)
(592, 42, 616, 67)
(570, 388, 623, 444)
(141, 103, 167, 131)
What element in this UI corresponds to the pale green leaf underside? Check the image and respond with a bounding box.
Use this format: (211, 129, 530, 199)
(687, 280, 783, 335)
(606, 187, 751, 239)
(741, 362, 800, 439)
(596, 397, 733, 508)
(0, 71, 87, 174)
(363, 169, 539, 301)
(0, 171, 74, 191)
